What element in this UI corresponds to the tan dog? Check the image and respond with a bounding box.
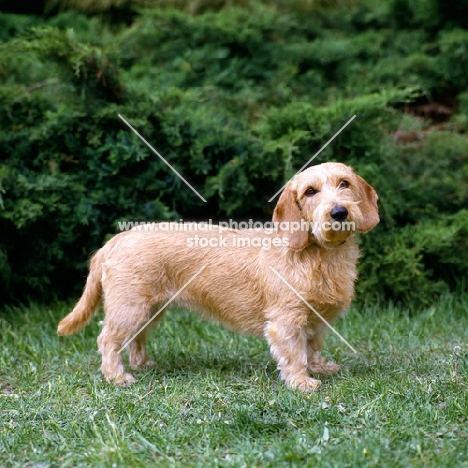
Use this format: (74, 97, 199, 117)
(58, 162, 378, 391)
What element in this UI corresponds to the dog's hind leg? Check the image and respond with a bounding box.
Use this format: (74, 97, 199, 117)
(127, 332, 156, 371)
(306, 327, 340, 375)
(97, 323, 137, 386)
(97, 302, 158, 386)
(127, 310, 166, 371)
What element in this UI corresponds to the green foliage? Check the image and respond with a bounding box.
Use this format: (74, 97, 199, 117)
(1, 1, 468, 306)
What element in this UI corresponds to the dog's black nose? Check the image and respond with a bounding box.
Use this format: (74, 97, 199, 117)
(331, 206, 348, 221)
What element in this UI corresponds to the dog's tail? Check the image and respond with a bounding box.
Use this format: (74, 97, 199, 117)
(57, 249, 103, 336)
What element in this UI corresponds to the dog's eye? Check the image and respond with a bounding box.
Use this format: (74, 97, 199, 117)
(339, 180, 350, 189)
(305, 187, 318, 196)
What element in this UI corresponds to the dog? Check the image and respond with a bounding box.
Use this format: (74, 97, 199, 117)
(58, 162, 379, 391)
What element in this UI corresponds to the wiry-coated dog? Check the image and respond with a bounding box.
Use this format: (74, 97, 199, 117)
(58, 162, 379, 391)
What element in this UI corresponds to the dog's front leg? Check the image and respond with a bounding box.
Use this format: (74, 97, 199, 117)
(264, 321, 321, 391)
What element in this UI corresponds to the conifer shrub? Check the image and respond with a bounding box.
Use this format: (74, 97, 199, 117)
(0, 2, 467, 307)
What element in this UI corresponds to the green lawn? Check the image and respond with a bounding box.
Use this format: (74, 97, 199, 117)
(1, 296, 467, 467)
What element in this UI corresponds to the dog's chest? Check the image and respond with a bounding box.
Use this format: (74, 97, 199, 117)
(304, 245, 358, 308)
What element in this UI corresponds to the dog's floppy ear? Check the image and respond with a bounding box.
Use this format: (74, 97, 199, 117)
(273, 184, 310, 250)
(355, 174, 379, 232)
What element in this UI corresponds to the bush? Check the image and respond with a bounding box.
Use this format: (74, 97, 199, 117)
(1, 2, 468, 307)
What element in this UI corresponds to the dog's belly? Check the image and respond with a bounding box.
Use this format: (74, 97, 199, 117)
(173, 267, 268, 337)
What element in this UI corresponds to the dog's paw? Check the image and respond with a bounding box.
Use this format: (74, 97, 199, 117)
(287, 376, 322, 392)
(142, 359, 157, 369)
(130, 359, 157, 371)
(111, 373, 137, 387)
(309, 361, 340, 375)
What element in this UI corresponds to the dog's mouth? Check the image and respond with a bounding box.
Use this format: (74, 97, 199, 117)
(309, 205, 357, 247)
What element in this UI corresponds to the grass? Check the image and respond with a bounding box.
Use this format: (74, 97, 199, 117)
(1, 295, 467, 467)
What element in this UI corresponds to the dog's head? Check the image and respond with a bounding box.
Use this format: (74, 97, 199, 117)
(273, 162, 379, 250)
